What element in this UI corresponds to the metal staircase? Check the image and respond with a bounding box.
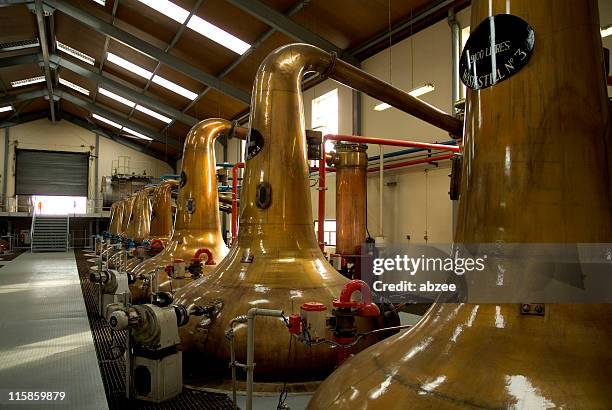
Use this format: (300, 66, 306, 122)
(31, 214, 69, 252)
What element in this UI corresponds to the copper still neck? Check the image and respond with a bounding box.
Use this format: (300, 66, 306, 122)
(126, 187, 153, 244)
(149, 179, 177, 240)
(119, 195, 135, 238)
(108, 201, 123, 235)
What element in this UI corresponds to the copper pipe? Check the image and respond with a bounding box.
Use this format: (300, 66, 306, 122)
(367, 153, 453, 172)
(325, 134, 461, 152)
(230, 162, 243, 245)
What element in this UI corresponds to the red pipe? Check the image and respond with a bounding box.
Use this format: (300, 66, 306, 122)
(367, 153, 454, 172)
(231, 162, 244, 245)
(333, 279, 380, 317)
(324, 134, 460, 153)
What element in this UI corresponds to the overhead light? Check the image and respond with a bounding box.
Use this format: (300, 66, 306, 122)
(91, 0, 105, 5)
(0, 38, 40, 52)
(106, 52, 197, 100)
(602, 25, 612, 38)
(0, 106, 13, 113)
(59, 77, 89, 96)
(106, 53, 153, 79)
(135, 0, 189, 24)
(151, 76, 198, 100)
(56, 41, 95, 65)
(374, 83, 435, 111)
(98, 87, 136, 108)
(134, 0, 250, 54)
(134, 105, 172, 123)
(187, 15, 250, 55)
(92, 113, 122, 129)
(123, 127, 153, 141)
(11, 76, 45, 88)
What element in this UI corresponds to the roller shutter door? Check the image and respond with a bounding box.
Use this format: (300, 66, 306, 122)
(15, 149, 89, 196)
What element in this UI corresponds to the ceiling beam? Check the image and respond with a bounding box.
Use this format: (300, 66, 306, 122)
(45, 0, 251, 104)
(225, 0, 359, 66)
(55, 90, 181, 150)
(34, 0, 55, 123)
(49, 54, 198, 126)
(0, 52, 39, 68)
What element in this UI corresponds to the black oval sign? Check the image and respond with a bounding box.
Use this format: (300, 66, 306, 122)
(460, 14, 535, 90)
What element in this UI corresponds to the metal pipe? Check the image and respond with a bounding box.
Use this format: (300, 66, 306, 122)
(367, 153, 454, 172)
(378, 145, 383, 238)
(317, 150, 326, 250)
(325, 134, 460, 152)
(330, 58, 462, 136)
(367, 140, 457, 161)
(245, 308, 284, 410)
(448, 9, 461, 114)
(231, 162, 244, 245)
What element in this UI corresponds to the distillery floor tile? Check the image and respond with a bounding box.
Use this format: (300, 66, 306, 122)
(0, 250, 108, 410)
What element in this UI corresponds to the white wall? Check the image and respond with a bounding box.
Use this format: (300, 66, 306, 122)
(1, 118, 173, 200)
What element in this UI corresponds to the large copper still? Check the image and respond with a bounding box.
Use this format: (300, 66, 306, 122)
(148, 179, 178, 242)
(108, 201, 123, 235)
(129, 119, 240, 303)
(119, 194, 136, 239)
(173, 43, 460, 381)
(125, 187, 153, 245)
(308, 1, 612, 408)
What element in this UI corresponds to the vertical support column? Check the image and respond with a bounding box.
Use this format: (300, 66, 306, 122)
(448, 9, 461, 114)
(3, 128, 8, 203)
(94, 133, 100, 212)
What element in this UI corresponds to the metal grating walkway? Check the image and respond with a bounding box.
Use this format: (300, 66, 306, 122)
(74, 249, 234, 410)
(0, 250, 108, 409)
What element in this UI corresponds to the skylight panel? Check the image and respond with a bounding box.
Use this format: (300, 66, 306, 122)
(56, 41, 95, 66)
(151, 76, 198, 100)
(133, 0, 251, 54)
(91, 0, 106, 5)
(106, 53, 153, 79)
(123, 127, 153, 141)
(11, 76, 45, 88)
(0, 106, 13, 113)
(134, 105, 172, 123)
(59, 77, 89, 96)
(187, 15, 250, 55)
(98, 87, 136, 108)
(92, 113, 122, 129)
(135, 0, 189, 23)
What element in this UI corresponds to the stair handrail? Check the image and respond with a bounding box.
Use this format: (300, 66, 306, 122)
(30, 208, 36, 253)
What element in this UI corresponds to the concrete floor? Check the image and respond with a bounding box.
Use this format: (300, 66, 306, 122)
(0, 250, 108, 410)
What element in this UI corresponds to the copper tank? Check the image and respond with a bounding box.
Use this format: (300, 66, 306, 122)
(129, 119, 233, 303)
(309, 0, 612, 408)
(108, 201, 123, 235)
(333, 143, 368, 256)
(172, 44, 428, 381)
(149, 179, 178, 241)
(125, 187, 153, 244)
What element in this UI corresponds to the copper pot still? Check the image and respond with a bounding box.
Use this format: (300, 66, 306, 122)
(309, 0, 612, 408)
(171, 41, 459, 382)
(129, 119, 239, 303)
(108, 201, 123, 235)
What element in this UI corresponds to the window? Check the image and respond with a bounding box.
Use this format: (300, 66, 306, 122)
(311, 89, 338, 153)
(314, 219, 337, 246)
(32, 196, 87, 215)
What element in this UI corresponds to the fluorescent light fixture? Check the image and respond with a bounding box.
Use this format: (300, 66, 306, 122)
(106, 52, 153, 79)
(133, 0, 250, 54)
(92, 0, 106, 5)
(187, 15, 250, 55)
(374, 83, 435, 111)
(106, 52, 197, 99)
(59, 77, 89, 96)
(11, 76, 45, 88)
(135, 0, 189, 23)
(98, 87, 136, 108)
(151, 75, 198, 100)
(602, 25, 612, 38)
(92, 113, 122, 129)
(123, 127, 153, 141)
(56, 41, 95, 65)
(0, 38, 40, 52)
(0, 106, 13, 113)
(135, 105, 172, 123)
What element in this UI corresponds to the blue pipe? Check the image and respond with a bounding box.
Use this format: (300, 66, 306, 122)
(367, 140, 457, 162)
